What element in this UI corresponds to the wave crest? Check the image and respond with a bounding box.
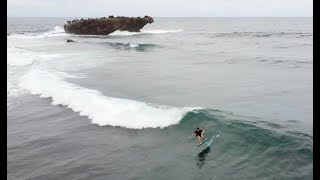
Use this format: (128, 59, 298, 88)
(19, 69, 200, 129)
(105, 42, 159, 51)
(8, 26, 68, 39)
(109, 29, 182, 36)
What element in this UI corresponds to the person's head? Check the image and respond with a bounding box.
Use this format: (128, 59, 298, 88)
(196, 128, 199, 131)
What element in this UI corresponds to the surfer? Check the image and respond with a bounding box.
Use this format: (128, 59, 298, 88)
(192, 128, 205, 145)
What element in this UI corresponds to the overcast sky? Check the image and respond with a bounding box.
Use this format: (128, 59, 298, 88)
(8, 0, 312, 17)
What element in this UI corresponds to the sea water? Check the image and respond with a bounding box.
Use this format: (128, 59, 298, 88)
(8, 17, 312, 180)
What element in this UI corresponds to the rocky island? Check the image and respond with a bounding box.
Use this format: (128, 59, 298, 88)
(63, 16, 154, 35)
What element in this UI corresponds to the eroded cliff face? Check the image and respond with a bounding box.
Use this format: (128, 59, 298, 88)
(64, 16, 154, 35)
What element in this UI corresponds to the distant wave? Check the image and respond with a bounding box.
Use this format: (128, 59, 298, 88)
(37, 26, 67, 38)
(273, 43, 313, 49)
(109, 29, 183, 36)
(142, 29, 183, 34)
(254, 57, 313, 66)
(8, 26, 68, 39)
(8, 27, 182, 39)
(10, 28, 52, 34)
(104, 42, 160, 51)
(19, 69, 201, 129)
(210, 32, 312, 38)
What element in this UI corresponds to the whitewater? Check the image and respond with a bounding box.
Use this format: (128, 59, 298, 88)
(19, 69, 199, 129)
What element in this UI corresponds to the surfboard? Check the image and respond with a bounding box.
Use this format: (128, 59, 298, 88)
(197, 138, 209, 147)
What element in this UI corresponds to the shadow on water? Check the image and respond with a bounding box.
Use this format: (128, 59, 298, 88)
(196, 146, 211, 169)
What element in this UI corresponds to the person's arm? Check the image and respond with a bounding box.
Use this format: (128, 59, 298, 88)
(190, 132, 195, 139)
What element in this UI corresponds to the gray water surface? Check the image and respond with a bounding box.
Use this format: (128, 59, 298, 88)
(8, 17, 313, 180)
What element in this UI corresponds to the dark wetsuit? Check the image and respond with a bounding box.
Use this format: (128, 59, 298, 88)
(194, 130, 203, 137)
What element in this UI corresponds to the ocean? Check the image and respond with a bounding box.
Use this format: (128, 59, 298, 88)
(7, 17, 313, 180)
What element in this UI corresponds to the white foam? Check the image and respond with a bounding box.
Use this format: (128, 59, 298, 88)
(7, 67, 28, 97)
(7, 46, 63, 98)
(7, 79, 25, 97)
(109, 31, 140, 36)
(129, 43, 139, 48)
(8, 27, 182, 38)
(54, 26, 65, 33)
(142, 29, 183, 34)
(19, 69, 200, 129)
(54, 71, 86, 79)
(7, 47, 62, 66)
(37, 26, 68, 38)
(7, 47, 35, 66)
(109, 29, 182, 36)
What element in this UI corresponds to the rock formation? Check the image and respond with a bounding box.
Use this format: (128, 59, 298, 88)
(66, 39, 75, 43)
(64, 16, 154, 35)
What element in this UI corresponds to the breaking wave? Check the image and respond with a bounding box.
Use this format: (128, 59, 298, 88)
(8, 26, 68, 39)
(109, 29, 183, 36)
(18, 69, 201, 129)
(104, 42, 159, 51)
